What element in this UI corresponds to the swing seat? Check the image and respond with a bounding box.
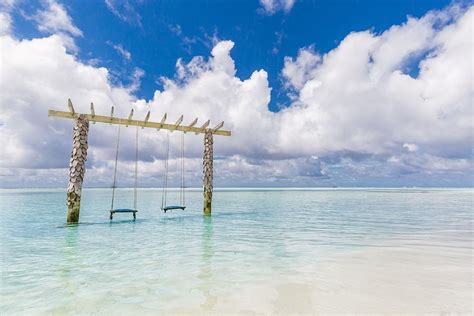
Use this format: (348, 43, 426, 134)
(110, 209, 137, 220)
(162, 205, 186, 212)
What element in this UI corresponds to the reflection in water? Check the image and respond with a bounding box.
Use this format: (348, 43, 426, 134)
(199, 216, 217, 310)
(61, 225, 79, 301)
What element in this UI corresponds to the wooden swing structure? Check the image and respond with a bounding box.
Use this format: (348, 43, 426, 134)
(48, 99, 231, 223)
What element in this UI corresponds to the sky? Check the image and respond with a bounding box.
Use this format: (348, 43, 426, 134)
(0, 0, 472, 188)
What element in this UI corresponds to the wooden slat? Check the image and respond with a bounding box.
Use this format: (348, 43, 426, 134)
(185, 118, 198, 133)
(197, 120, 210, 135)
(142, 111, 150, 129)
(110, 106, 114, 125)
(212, 121, 224, 132)
(48, 110, 231, 136)
(126, 109, 134, 127)
(170, 115, 183, 132)
(68, 99, 75, 114)
(90, 102, 96, 124)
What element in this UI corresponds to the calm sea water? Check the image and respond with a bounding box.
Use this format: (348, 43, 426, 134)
(0, 188, 472, 314)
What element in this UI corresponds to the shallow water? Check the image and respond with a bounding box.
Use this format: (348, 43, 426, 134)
(0, 188, 472, 314)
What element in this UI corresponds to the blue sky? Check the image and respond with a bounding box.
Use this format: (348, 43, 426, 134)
(0, 0, 472, 188)
(9, 0, 455, 106)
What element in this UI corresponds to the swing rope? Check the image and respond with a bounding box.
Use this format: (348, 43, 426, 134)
(110, 124, 121, 211)
(110, 123, 139, 212)
(134, 125, 139, 210)
(181, 131, 185, 206)
(161, 131, 170, 210)
(161, 131, 186, 211)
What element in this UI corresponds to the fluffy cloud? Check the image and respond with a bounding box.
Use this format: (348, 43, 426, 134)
(259, 0, 296, 15)
(34, 0, 82, 37)
(280, 6, 473, 164)
(0, 11, 12, 35)
(0, 4, 472, 188)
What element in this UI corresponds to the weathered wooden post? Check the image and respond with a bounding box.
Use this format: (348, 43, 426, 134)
(203, 130, 213, 215)
(66, 114, 89, 223)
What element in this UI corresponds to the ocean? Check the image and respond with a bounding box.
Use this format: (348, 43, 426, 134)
(1, 188, 472, 314)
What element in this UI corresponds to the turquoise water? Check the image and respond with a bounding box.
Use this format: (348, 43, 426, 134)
(0, 188, 472, 314)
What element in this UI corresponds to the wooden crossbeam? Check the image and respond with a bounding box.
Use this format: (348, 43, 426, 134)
(142, 111, 150, 129)
(48, 109, 231, 136)
(212, 121, 224, 132)
(186, 118, 198, 133)
(90, 102, 96, 124)
(110, 106, 114, 124)
(197, 120, 210, 135)
(170, 115, 183, 132)
(157, 113, 167, 131)
(68, 99, 75, 114)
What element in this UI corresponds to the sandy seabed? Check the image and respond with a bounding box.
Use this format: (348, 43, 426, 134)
(86, 240, 472, 315)
(193, 245, 473, 315)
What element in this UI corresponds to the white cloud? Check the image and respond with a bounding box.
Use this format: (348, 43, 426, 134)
(280, 6, 473, 162)
(0, 5, 472, 187)
(282, 46, 320, 90)
(104, 0, 142, 26)
(0, 11, 12, 35)
(259, 0, 296, 15)
(34, 0, 82, 37)
(109, 42, 132, 61)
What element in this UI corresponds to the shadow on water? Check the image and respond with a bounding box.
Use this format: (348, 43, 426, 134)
(199, 216, 217, 310)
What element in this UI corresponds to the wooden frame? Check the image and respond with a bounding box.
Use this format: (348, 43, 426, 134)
(49, 99, 231, 221)
(48, 106, 231, 136)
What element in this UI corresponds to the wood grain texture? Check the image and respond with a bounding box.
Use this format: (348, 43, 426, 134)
(203, 130, 214, 215)
(66, 114, 89, 223)
(48, 110, 231, 136)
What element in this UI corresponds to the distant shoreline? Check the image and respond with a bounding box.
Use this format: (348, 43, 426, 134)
(1, 187, 473, 191)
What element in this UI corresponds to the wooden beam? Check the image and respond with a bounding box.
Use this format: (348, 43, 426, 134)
(157, 113, 167, 131)
(142, 111, 150, 129)
(68, 98, 75, 114)
(48, 109, 231, 136)
(110, 106, 114, 124)
(170, 115, 183, 132)
(90, 102, 96, 124)
(185, 118, 198, 133)
(196, 120, 210, 135)
(126, 109, 134, 127)
(212, 121, 224, 132)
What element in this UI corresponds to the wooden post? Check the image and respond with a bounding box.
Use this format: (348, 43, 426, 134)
(66, 114, 89, 223)
(203, 130, 213, 215)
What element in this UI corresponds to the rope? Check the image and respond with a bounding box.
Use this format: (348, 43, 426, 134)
(133, 125, 139, 210)
(181, 131, 185, 206)
(111, 124, 121, 211)
(161, 131, 170, 209)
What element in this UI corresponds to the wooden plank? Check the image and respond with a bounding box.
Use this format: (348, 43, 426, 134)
(90, 102, 96, 124)
(185, 118, 198, 133)
(110, 106, 114, 124)
(157, 113, 167, 131)
(212, 121, 224, 132)
(142, 111, 150, 129)
(48, 109, 231, 136)
(126, 109, 134, 127)
(197, 120, 210, 135)
(68, 99, 75, 114)
(170, 115, 183, 132)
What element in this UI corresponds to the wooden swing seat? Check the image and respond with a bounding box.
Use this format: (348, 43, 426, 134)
(162, 205, 186, 212)
(110, 208, 137, 220)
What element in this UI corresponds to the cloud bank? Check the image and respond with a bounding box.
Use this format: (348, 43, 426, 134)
(0, 4, 472, 188)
